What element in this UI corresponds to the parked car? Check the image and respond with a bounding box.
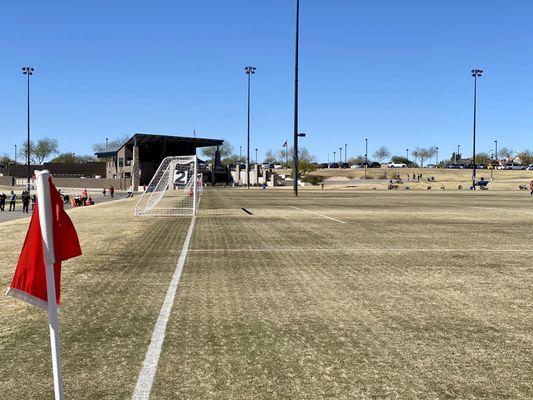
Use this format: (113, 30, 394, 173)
(425, 164, 437, 168)
(340, 162, 350, 169)
(274, 164, 283, 169)
(446, 164, 463, 169)
(500, 163, 526, 170)
(318, 163, 328, 169)
(328, 163, 340, 169)
(526, 164, 533, 171)
(387, 162, 406, 168)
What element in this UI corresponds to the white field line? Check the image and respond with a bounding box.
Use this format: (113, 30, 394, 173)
(291, 206, 347, 224)
(188, 248, 533, 253)
(132, 215, 196, 400)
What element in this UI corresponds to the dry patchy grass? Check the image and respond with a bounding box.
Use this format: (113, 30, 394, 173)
(1, 188, 532, 399)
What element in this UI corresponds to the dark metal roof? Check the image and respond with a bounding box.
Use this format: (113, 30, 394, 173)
(95, 133, 224, 157)
(128, 133, 223, 147)
(94, 148, 119, 157)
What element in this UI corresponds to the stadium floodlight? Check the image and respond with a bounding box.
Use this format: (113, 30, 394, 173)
(293, 0, 300, 196)
(244, 66, 256, 189)
(22, 66, 35, 192)
(134, 155, 202, 216)
(471, 68, 483, 189)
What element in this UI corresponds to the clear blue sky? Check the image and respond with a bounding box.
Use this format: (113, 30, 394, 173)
(1, 0, 532, 163)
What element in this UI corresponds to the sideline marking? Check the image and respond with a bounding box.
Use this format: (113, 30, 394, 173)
(132, 215, 196, 400)
(291, 206, 347, 224)
(188, 248, 532, 253)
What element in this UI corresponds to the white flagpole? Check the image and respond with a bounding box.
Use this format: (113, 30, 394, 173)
(36, 170, 65, 400)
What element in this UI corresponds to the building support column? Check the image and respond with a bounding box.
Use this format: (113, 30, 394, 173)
(132, 143, 140, 191)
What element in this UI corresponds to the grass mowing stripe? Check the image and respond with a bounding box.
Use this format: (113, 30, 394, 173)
(187, 248, 533, 253)
(132, 216, 196, 400)
(290, 206, 347, 224)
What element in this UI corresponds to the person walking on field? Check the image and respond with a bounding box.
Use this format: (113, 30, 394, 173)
(0, 192, 6, 211)
(9, 191, 16, 211)
(102, 187, 106, 197)
(21, 191, 30, 214)
(530, 180, 533, 196)
(109, 186, 115, 198)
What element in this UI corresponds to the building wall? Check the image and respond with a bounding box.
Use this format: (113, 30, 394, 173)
(7, 162, 106, 178)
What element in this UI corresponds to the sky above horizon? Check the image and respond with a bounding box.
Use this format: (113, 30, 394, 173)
(1, 0, 532, 163)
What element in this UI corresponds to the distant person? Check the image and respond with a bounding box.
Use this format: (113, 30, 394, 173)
(102, 187, 107, 197)
(21, 191, 30, 214)
(530, 180, 533, 196)
(321, 181, 325, 189)
(109, 186, 115, 198)
(0, 192, 6, 211)
(9, 191, 16, 211)
(31, 194, 36, 211)
(86, 196, 94, 205)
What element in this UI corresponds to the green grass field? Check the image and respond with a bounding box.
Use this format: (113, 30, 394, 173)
(1, 189, 532, 399)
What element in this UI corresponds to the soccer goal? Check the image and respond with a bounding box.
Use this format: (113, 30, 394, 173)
(134, 156, 203, 216)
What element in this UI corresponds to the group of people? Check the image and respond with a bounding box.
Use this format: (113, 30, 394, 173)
(68, 188, 95, 207)
(0, 190, 35, 213)
(102, 186, 115, 198)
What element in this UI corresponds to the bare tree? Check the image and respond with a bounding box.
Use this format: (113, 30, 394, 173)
(92, 134, 130, 152)
(517, 150, 533, 165)
(497, 147, 514, 161)
(372, 146, 391, 162)
(263, 150, 277, 163)
(414, 146, 437, 167)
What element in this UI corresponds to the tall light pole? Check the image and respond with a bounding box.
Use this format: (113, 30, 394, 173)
(22, 66, 34, 192)
(255, 148, 258, 164)
(345, 144, 348, 164)
(339, 147, 342, 164)
(471, 69, 483, 189)
(239, 145, 242, 162)
(494, 140, 498, 162)
(406, 148, 409, 162)
(436, 146, 439, 166)
(106, 137, 109, 149)
(244, 66, 256, 189)
(293, 0, 300, 196)
(456, 144, 461, 165)
(14, 144, 17, 165)
(364, 138, 368, 179)
(333, 151, 336, 163)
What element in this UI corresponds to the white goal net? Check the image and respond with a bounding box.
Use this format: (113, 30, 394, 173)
(134, 155, 203, 216)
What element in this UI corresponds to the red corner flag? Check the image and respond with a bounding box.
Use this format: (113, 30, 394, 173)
(6, 175, 82, 310)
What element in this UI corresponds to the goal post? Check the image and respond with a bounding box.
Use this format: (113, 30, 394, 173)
(134, 156, 202, 216)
